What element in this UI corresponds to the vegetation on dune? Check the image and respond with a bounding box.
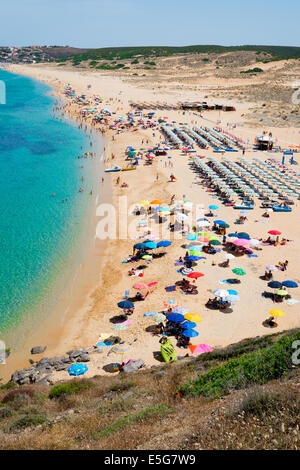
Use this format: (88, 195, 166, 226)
(53, 45, 300, 64)
(0, 329, 299, 449)
(241, 67, 264, 74)
(180, 331, 300, 399)
(49, 380, 93, 399)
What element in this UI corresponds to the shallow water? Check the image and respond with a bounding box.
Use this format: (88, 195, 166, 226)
(0, 69, 101, 346)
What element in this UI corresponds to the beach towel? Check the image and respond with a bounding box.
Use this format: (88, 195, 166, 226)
(286, 299, 300, 305)
(165, 285, 176, 292)
(247, 254, 258, 258)
(144, 311, 157, 317)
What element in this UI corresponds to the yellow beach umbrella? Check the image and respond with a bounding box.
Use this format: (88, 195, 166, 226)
(207, 235, 220, 241)
(139, 200, 150, 206)
(184, 313, 202, 322)
(269, 309, 285, 317)
(275, 290, 288, 297)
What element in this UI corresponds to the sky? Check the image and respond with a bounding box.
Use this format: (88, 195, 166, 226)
(1, 0, 299, 48)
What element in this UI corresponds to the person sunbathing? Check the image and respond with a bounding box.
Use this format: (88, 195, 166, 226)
(128, 267, 136, 276)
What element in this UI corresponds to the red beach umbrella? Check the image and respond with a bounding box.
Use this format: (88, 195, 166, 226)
(268, 230, 281, 235)
(187, 272, 204, 279)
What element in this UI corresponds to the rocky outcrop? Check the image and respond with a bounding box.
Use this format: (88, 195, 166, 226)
(10, 349, 91, 385)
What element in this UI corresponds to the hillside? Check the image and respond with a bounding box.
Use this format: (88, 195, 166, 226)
(0, 329, 299, 450)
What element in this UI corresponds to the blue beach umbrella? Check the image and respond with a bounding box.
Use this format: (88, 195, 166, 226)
(282, 280, 298, 288)
(181, 321, 197, 329)
(209, 205, 219, 210)
(186, 234, 197, 240)
(166, 313, 185, 323)
(143, 241, 157, 249)
(268, 281, 282, 289)
(214, 220, 226, 225)
(226, 294, 240, 302)
(68, 363, 88, 376)
(182, 329, 199, 338)
(134, 242, 146, 250)
(187, 255, 201, 261)
(227, 289, 239, 296)
(117, 300, 134, 309)
(157, 240, 172, 248)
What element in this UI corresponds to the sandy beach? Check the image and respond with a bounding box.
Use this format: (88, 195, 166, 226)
(1, 62, 300, 383)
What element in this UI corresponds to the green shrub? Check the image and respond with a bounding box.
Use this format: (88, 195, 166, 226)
(180, 332, 300, 399)
(9, 413, 46, 431)
(49, 380, 93, 399)
(241, 67, 263, 74)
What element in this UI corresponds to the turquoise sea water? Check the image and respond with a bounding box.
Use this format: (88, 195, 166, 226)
(0, 69, 100, 344)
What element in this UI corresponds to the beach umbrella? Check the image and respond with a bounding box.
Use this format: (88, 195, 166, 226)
(275, 290, 288, 297)
(111, 343, 131, 354)
(139, 201, 150, 206)
(166, 313, 185, 323)
(184, 313, 202, 322)
(282, 281, 298, 288)
(226, 294, 240, 302)
(224, 253, 235, 260)
(153, 313, 166, 323)
(209, 240, 221, 246)
(133, 282, 149, 290)
(250, 239, 260, 246)
(266, 265, 278, 272)
(232, 268, 246, 276)
(182, 267, 193, 275)
(219, 223, 230, 229)
(143, 241, 157, 249)
(227, 289, 238, 295)
(268, 281, 282, 289)
(150, 199, 162, 205)
(187, 255, 201, 261)
(113, 324, 128, 331)
(188, 344, 213, 355)
(134, 242, 147, 250)
(213, 289, 229, 298)
(177, 213, 189, 222)
(209, 205, 219, 210)
(157, 240, 172, 248)
(187, 272, 204, 279)
(233, 239, 250, 247)
(181, 321, 197, 329)
(117, 300, 134, 309)
(214, 220, 226, 225)
(269, 309, 285, 317)
(182, 329, 199, 338)
(186, 234, 197, 240)
(237, 232, 250, 239)
(142, 255, 152, 260)
(197, 220, 210, 227)
(173, 306, 190, 315)
(68, 363, 88, 377)
(197, 236, 209, 243)
(268, 230, 281, 235)
(207, 236, 220, 241)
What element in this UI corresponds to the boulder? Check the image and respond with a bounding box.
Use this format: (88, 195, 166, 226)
(31, 346, 47, 355)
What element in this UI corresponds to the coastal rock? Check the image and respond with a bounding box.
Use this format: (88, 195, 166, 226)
(37, 374, 53, 384)
(76, 353, 90, 362)
(31, 346, 47, 355)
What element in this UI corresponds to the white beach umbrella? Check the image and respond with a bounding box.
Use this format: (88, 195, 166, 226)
(213, 289, 229, 299)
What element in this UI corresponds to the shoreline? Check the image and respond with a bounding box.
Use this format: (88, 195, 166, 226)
(1, 63, 300, 384)
(0, 69, 111, 381)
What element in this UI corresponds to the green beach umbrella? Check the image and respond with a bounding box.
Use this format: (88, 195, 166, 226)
(232, 268, 246, 276)
(275, 290, 288, 296)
